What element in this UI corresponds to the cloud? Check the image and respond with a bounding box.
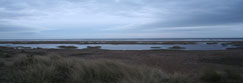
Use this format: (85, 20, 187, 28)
(132, 0, 243, 29)
(0, 23, 37, 33)
(0, 0, 243, 38)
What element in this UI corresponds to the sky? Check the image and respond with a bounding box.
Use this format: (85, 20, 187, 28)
(0, 0, 243, 39)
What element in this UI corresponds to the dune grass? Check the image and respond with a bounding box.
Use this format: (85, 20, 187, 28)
(200, 68, 242, 83)
(0, 59, 4, 67)
(5, 55, 188, 83)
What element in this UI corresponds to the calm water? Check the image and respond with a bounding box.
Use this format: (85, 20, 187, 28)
(0, 42, 238, 50)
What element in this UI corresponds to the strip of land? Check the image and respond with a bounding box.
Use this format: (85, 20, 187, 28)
(0, 46, 243, 83)
(0, 41, 243, 45)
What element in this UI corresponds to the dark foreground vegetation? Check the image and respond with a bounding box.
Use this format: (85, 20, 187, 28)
(6, 55, 189, 83)
(0, 46, 243, 83)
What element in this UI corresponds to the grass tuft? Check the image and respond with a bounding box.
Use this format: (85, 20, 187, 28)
(0, 60, 5, 67)
(200, 68, 243, 83)
(200, 69, 222, 82)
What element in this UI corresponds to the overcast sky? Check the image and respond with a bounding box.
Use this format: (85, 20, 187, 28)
(0, 0, 243, 39)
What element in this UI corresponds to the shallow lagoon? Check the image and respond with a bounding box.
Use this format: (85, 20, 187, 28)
(0, 42, 238, 50)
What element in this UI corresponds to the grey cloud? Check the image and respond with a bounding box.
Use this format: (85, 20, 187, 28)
(0, 0, 148, 20)
(0, 0, 243, 38)
(138, 0, 243, 29)
(0, 10, 28, 19)
(0, 23, 35, 32)
(0, 0, 71, 19)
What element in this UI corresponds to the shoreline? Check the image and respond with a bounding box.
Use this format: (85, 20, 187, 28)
(0, 41, 243, 44)
(1, 41, 243, 50)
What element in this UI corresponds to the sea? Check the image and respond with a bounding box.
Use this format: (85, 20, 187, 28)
(0, 38, 243, 41)
(0, 38, 242, 50)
